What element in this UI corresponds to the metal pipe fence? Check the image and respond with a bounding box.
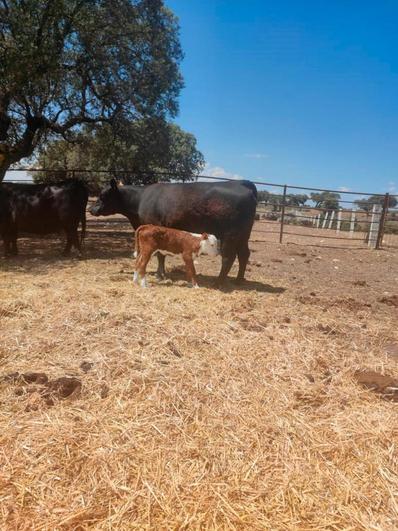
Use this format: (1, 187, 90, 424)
(3, 167, 397, 250)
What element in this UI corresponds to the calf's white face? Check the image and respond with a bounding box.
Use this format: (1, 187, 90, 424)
(199, 234, 219, 257)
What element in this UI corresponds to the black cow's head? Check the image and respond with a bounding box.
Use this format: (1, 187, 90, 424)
(90, 179, 121, 216)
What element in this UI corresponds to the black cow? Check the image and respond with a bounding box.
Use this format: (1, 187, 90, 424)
(90, 179, 257, 284)
(0, 180, 88, 256)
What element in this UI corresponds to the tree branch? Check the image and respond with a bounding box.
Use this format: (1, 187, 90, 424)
(0, 92, 11, 141)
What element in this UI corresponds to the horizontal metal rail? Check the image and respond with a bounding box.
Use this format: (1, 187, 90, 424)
(5, 167, 388, 196)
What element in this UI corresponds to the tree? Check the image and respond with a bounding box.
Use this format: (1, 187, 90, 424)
(33, 120, 204, 191)
(269, 193, 283, 212)
(354, 198, 372, 216)
(310, 192, 340, 210)
(354, 195, 397, 216)
(367, 194, 397, 209)
(286, 193, 308, 207)
(257, 190, 270, 203)
(0, 0, 183, 181)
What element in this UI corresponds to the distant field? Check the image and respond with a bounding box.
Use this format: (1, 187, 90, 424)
(0, 223, 397, 529)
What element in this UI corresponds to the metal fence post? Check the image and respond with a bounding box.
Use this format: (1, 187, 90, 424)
(376, 193, 389, 249)
(279, 185, 287, 243)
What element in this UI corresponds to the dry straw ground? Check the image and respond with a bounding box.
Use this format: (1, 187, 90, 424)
(1, 222, 398, 530)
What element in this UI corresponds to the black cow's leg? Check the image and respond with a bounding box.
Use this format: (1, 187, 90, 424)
(71, 229, 82, 255)
(63, 231, 73, 256)
(236, 240, 250, 283)
(217, 239, 237, 286)
(63, 225, 81, 256)
(10, 239, 18, 256)
(3, 238, 11, 257)
(3, 227, 18, 256)
(156, 252, 166, 279)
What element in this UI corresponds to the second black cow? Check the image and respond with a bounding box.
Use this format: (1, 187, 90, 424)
(0, 180, 88, 256)
(90, 179, 257, 284)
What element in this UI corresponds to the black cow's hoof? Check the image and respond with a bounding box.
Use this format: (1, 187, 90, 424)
(234, 277, 245, 285)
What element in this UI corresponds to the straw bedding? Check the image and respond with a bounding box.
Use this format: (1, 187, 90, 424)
(0, 232, 397, 530)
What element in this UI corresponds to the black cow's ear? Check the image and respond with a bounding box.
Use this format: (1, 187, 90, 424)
(110, 178, 118, 191)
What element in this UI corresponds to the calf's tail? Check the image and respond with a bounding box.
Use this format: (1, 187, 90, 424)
(134, 226, 142, 258)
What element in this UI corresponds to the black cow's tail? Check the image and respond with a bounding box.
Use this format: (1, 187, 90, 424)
(80, 210, 86, 247)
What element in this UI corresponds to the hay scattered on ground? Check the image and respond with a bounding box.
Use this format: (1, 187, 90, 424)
(0, 230, 397, 529)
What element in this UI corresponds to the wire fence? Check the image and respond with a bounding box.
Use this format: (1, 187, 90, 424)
(3, 167, 398, 250)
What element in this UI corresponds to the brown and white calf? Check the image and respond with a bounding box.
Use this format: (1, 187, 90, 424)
(133, 225, 219, 288)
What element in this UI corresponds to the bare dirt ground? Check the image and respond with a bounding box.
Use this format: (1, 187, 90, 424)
(1, 220, 398, 530)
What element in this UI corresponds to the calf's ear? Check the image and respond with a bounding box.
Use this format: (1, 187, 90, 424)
(201, 233, 208, 240)
(110, 178, 118, 191)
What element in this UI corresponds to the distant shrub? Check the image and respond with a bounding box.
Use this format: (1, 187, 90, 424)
(384, 221, 398, 234)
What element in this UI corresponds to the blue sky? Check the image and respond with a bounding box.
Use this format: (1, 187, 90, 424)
(167, 0, 398, 195)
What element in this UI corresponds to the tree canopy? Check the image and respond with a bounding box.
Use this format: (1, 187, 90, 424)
(0, 0, 184, 181)
(257, 190, 308, 211)
(354, 195, 397, 215)
(33, 120, 204, 191)
(368, 194, 397, 208)
(310, 192, 340, 210)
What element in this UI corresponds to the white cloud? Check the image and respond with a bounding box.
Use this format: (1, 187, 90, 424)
(339, 186, 351, 192)
(199, 163, 244, 182)
(244, 153, 269, 160)
(388, 181, 396, 193)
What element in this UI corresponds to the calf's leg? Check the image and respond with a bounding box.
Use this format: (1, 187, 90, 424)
(182, 252, 199, 288)
(136, 250, 152, 288)
(156, 252, 166, 279)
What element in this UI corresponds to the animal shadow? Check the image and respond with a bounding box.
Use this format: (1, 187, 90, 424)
(164, 268, 285, 293)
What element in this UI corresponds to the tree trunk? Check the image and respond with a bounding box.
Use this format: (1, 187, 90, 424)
(0, 157, 10, 182)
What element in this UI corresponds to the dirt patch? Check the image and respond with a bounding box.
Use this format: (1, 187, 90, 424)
(384, 342, 398, 360)
(379, 295, 398, 307)
(354, 370, 398, 401)
(352, 280, 367, 287)
(297, 295, 371, 311)
(45, 376, 82, 399)
(80, 361, 94, 373)
(1, 371, 82, 407)
(1, 371, 48, 384)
